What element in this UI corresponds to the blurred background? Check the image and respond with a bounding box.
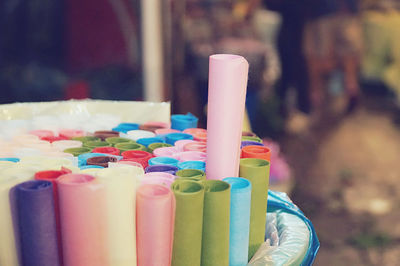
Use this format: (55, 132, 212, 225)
(1, 0, 400, 264)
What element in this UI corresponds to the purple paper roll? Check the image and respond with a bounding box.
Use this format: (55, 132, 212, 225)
(145, 164, 179, 175)
(240, 141, 264, 149)
(16, 180, 61, 266)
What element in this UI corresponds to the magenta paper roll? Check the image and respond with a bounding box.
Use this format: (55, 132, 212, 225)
(136, 184, 175, 266)
(206, 54, 249, 180)
(142, 172, 176, 187)
(57, 174, 108, 266)
(153, 147, 179, 158)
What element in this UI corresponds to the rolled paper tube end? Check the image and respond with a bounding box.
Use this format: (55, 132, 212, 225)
(84, 141, 111, 149)
(148, 142, 172, 153)
(177, 161, 206, 171)
(57, 173, 95, 185)
(171, 179, 204, 193)
(105, 137, 134, 146)
(72, 136, 100, 143)
(241, 145, 271, 161)
(126, 130, 156, 141)
(202, 179, 230, 192)
(241, 141, 264, 149)
(136, 137, 165, 147)
(145, 164, 179, 175)
(17, 180, 52, 191)
(137, 184, 171, 198)
(112, 123, 139, 133)
(35, 168, 72, 181)
(165, 133, 194, 145)
(242, 131, 257, 137)
(86, 156, 118, 168)
(240, 158, 270, 168)
(0, 157, 20, 163)
(176, 169, 205, 181)
(171, 113, 199, 131)
(93, 130, 119, 140)
(148, 157, 180, 167)
(80, 165, 104, 170)
(223, 177, 251, 192)
(115, 142, 146, 152)
(241, 136, 262, 143)
(63, 147, 92, 156)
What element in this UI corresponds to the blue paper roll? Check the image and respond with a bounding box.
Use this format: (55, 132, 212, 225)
(136, 137, 165, 147)
(16, 180, 61, 266)
(112, 123, 140, 133)
(148, 157, 180, 167)
(223, 177, 252, 266)
(0, 157, 20, 162)
(178, 161, 206, 172)
(145, 164, 179, 175)
(171, 113, 198, 131)
(79, 165, 104, 170)
(165, 133, 194, 145)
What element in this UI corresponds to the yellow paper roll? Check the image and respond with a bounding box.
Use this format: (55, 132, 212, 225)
(95, 166, 144, 266)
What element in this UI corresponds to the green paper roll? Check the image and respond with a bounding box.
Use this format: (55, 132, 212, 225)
(83, 141, 111, 149)
(239, 158, 270, 260)
(115, 143, 147, 152)
(172, 180, 205, 266)
(148, 143, 172, 153)
(241, 136, 262, 143)
(105, 137, 134, 146)
(72, 136, 100, 143)
(63, 147, 92, 156)
(201, 180, 230, 266)
(175, 169, 205, 182)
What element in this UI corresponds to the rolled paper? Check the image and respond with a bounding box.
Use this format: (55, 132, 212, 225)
(109, 161, 143, 170)
(112, 123, 140, 133)
(87, 156, 118, 168)
(93, 130, 120, 140)
(121, 150, 153, 168)
(57, 174, 108, 266)
(171, 180, 205, 266)
(41, 136, 68, 143)
(240, 141, 264, 149)
(16, 180, 61, 266)
(171, 113, 198, 131)
(59, 129, 85, 139)
(126, 130, 156, 141)
(140, 121, 170, 132)
(137, 137, 165, 147)
(115, 142, 147, 152)
(92, 146, 121, 156)
(165, 133, 193, 145)
(154, 128, 180, 136)
(80, 165, 104, 170)
(239, 158, 270, 259)
(145, 165, 179, 175)
(242, 131, 257, 137)
(174, 151, 206, 162)
(175, 169, 205, 182)
(136, 184, 175, 266)
(206, 54, 249, 180)
(201, 180, 231, 266)
(148, 143, 172, 153)
(29, 129, 54, 138)
(241, 136, 262, 143)
(223, 177, 251, 266)
(174, 140, 196, 151)
(105, 137, 134, 146)
(52, 140, 83, 151)
(0, 157, 20, 163)
(142, 172, 176, 187)
(149, 157, 179, 167)
(78, 153, 112, 166)
(153, 146, 179, 158)
(83, 141, 111, 149)
(72, 136, 100, 143)
(177, 161, 206, 172)
(183, 128, 207, 142)
(241, 145, 271, 162)
(183, 142, 207, 152)
(63, 147, 92, 156)
(96, 167, 141, 266)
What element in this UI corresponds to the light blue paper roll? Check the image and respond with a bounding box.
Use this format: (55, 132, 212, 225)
(136, 137, 165, 147)
(177, 161, 206, 172)
(0, 157, 20, 163)
(79, 165, 104, 170)
(112, 123, 139, 133)
(148, 156, 180, 167)
(165, 133, 193, 145)
(171, 113, 198, 131)
(223, 177, 252, 266)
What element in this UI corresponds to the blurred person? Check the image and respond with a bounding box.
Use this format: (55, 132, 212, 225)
(303, 0, 363, 114)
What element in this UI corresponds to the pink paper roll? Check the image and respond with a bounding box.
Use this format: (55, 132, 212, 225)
(174, 151, 206, 162)
(153, 147, 179, 158)
(136, 184, 175, 266)
(155, 129, 180, 135)
(59, 129, 86, 139)
(206, 54, 249, 180)
(142, 172, 176, 187)
(174, 140, 196, 152)
(57, 174, 108, 266)
(183, 142, 207, 152)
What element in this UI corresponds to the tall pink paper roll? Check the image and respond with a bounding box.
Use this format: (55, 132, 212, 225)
(136, 184, 175, 266)
(206, 54, 249, 180)
(57, 174, 108, 266)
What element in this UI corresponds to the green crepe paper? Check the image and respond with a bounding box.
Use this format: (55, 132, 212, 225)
(148, 143, 172, 153)
(63, 147, 92, 156)
(172, 180, 205, 266)
(201, 180, 231, 266)
(72, 136, 100, 143)
(239, 158, 270, 260)
(114, 142, 146, 152)
(105, 137, 134, 146)
(83, 141, 111, 149)
(175, 169, 205, 182)
(241, 136, 262, 143)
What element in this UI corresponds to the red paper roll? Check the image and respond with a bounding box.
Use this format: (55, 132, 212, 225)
(41, 136, 69, 143)
(92, 147, 120, 156)
(241, 145, 271, 162)
(59, 129, 85, 139)
(121, 150, 153, 168)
